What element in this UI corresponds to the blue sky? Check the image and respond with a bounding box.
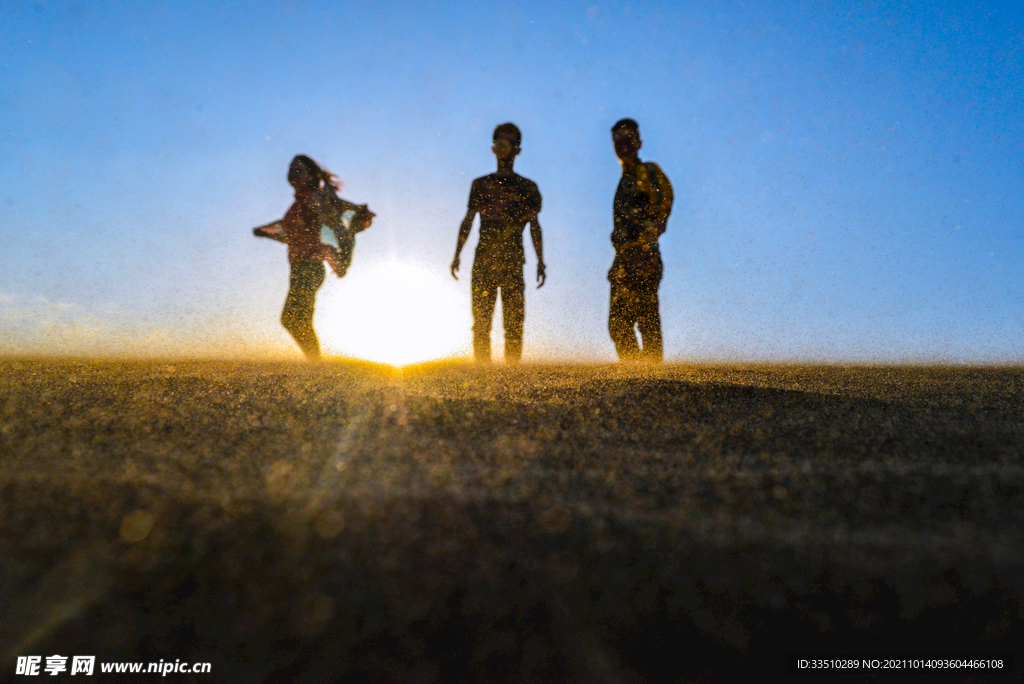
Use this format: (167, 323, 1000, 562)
(1, 0, 1022, 362)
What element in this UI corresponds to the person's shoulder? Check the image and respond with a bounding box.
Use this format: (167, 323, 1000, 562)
(512, 174, 541, 201)
(291, 189, 318, 212)
(643, 161, 669, 178)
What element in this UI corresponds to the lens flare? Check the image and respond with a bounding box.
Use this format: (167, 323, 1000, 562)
(316, 260, 471, 366)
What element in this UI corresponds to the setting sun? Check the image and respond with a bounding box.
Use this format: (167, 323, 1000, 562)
(316, 260, 471, 366)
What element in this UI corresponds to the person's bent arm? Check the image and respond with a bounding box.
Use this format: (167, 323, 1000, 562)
(334, 197, 361, 214)
(339, 200, 376, 231)
(451, 210, 476, 279)
(352, 204, 375, 232)
(346, 201, 376, 228)
(323, 189, 374, 230)
(529, 212, 546, 288)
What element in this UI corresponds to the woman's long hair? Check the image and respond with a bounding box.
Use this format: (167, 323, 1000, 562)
(288, 154, 341, 192)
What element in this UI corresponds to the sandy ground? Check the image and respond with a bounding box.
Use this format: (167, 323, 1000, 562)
(0, 359, 1021, 682)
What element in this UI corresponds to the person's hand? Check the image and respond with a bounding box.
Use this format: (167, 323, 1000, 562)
(356, 205, 375, 230)
(450, 255, 461, 280)
(536, 261, 546, 288)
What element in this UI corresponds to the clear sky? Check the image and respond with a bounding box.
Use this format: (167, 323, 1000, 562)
(2, 0, 1022, 363)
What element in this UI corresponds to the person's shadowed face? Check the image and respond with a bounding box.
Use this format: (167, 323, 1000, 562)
(492, 134, 521, 162)
(288, 157, 318, 192)
(613, 128, 642, 164)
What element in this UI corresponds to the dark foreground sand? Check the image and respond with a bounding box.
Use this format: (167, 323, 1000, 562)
(0, 360, 1021, 682)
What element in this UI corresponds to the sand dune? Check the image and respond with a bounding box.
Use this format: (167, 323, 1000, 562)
(1, 360, 1021, 681)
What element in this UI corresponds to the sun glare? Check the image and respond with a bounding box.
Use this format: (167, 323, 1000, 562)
(316, 260, 471, 366)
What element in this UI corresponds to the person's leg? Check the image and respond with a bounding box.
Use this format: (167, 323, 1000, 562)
(471, 262, 498, 362)
(281, 260, 326, 359)
(636, 285, 663, 361)
(608, 278, 640, 359)
(501, 273, 526, 362)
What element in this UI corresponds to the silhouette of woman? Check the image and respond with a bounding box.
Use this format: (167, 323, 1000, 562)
(276, 155, 372, 359)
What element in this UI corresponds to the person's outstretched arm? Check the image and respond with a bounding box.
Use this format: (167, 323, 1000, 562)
(253, 220, 288, 243)
(451, 209, 476, 279)
(528, 212, 546, 288)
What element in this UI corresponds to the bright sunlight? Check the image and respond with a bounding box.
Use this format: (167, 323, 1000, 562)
(317, 260, 471, 366)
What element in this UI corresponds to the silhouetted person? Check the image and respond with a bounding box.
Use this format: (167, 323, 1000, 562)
(257, 155, 373, 359)
(608, 119, 673, 361)
(451, 123, 546, 362)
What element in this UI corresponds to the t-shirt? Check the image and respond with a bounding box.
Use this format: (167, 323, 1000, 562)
(467, 172, 542, 268)
(282, 190, 325, 264)
(612, 161, 672, 271)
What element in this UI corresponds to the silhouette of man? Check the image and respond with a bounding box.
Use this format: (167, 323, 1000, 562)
(608, 118, 673, 361)
(451, 123, 546, 362)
